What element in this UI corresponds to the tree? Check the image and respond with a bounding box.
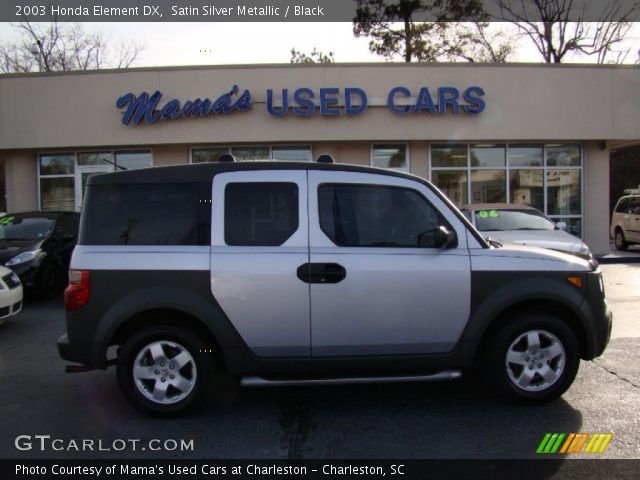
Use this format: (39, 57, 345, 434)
(449, 22, 514, 62)
(0, 22, 144, 73)
(352, 0, 505, 62)
(290, 47, 335, 63)
(496, 0, 640, 63)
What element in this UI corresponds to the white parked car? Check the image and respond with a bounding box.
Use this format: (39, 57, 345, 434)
(610, 190, 640, 251)
(0, 265, 23, 325)
(461, 203, 593, 261)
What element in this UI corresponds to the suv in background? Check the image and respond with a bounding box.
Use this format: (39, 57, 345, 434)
(0, 212, 79, 298)
(58, 159, 611, 416)
(610, 190, 640, 250)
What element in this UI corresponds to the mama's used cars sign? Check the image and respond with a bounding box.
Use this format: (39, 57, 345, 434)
(116, 85, 485, 125)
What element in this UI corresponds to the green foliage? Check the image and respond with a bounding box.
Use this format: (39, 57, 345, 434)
(352, 0, 492, 62)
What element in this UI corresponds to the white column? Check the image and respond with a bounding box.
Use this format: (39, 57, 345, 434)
(583, 141, 610, 257)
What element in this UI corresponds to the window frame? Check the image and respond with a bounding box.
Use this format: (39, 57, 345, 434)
(428, 142, 584, 238)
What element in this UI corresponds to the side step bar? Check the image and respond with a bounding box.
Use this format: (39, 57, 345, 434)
(240, 370, 462, 388)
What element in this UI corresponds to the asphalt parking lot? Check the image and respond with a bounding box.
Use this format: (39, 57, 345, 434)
(0, 264, 638, 461)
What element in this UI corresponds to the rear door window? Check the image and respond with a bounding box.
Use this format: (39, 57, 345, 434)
(80, 183, 211, 245)
(224, 182, 299, 246)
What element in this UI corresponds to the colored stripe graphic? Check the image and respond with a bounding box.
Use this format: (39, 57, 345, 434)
(537, 433, 566, 454)
(585, 433, 613, 453)
(537, 433, 613, 454)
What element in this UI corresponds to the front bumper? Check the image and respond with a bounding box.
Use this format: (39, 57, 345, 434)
(0, 284, 23, 320)
(582, 271, 613, 359)
(7, 261, 41, 290)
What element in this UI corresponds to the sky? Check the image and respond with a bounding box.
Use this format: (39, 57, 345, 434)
(0, 22, 638, 66)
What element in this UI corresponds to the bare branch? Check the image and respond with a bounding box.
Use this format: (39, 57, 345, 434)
(0, 21, 145, 73)
(495, 0, 639, 64)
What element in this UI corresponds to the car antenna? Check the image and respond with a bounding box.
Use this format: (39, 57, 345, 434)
(100, 158, 127, 171)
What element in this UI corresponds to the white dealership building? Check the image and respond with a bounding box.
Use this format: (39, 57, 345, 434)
(1, 62, 639, 255)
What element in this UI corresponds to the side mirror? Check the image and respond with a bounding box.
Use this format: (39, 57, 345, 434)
(556, 221, 567, 231)
(419, 226, 457, 249)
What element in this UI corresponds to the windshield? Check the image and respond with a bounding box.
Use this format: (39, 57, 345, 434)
(473, 209, 555, 232)
(0, 216, 55, 241)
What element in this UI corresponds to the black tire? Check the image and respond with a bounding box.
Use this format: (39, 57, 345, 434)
(614, 229, 628, 251)
(485, 313, 580, 403)
(117, 325, 213, 416)
(37, 263, 63, 299)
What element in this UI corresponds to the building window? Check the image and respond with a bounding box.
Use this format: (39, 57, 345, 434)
(39, 153, 75, 211)
(192, 147, 228, 163)
(40, 176, 75, 211)
(115, 150, 152, 170)
(272, 146, 312, 162)
(231, 146, 270, 161)
(547, 144, 580, 167)
(431, 170, 468, 206)
(430, 142, 583, 237)
(431, 144, 467, 168)
(371, 144, 409, 171)
(78, 152, 112, 166)
(470, 144, 505, 168)
(470, 170, 506, 203)
(40, 153, 75, 175)
(509, 169, 544, 211)
(508, 144, 543, 167)
(39, 150, 152, 212)
(191, 145, 312, 163)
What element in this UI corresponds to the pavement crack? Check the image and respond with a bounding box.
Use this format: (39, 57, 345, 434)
(591, 360, 640, 389)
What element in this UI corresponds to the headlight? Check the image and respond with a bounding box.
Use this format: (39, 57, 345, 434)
(5, 249, 43, 266)
(579, 243, 591, 257)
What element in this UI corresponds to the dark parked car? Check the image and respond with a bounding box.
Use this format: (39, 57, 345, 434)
(0, 212, 79, 298)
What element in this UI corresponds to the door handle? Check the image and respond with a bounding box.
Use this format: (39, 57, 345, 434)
(297, 263, 346, 284)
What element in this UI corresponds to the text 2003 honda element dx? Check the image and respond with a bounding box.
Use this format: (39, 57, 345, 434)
(58, 158, 611, 415)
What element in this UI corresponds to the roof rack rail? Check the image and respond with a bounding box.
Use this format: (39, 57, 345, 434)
(218, 153, 237, 163)
(316, 154, 334, 164)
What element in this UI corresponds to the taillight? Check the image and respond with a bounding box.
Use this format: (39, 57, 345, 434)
(65, 270, 90, 311)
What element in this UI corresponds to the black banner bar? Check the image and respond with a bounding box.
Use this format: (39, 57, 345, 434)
(3, 459, 640, 480)
(1, 0, 640, 22)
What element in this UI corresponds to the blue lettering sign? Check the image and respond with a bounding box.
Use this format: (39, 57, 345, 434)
(118, 85, 484, 124)
(319, 88, 340, 116)
(268, 87, 370, 117)
(292, 88, 315, 117)
(117, 91, 162, 125)
(387, 86, 485, 115)
(387, 86, 412, 115)
(117, 86, 252, 125)
(462, 86, 485, 114)
(438, 87, 460, 114)
(414, 87, 436, 114)
(267, 89, 288, 117)
(345, 88, 367, 115)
